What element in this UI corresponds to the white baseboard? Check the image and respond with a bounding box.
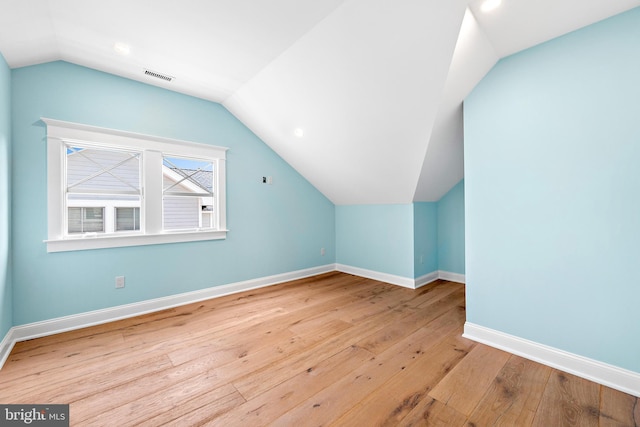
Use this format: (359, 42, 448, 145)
(415, 271, 439, 288)
(463, 322, 640, 398)
(0, 264, 335, 370)
(0, 328, 16, 370)
(335, 265, 465, 289)
(438, 270, 465, 284)
(335, 264, 416, 289)
(336, 264, 465, 289)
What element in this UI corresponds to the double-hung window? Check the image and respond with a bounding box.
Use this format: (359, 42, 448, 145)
(44, 118, 228, 252)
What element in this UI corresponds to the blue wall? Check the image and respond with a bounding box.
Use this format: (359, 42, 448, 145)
(0, 54, 12, 338)
(437, 179, 464, 274)
(336, 184, 465, 282)
(465, 8, 640, 372)
(11, 61, 335, 325)
(413, 202, 438, 277)
(336, 204, 414, 279)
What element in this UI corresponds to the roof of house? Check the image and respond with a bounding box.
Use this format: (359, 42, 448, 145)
(170, 168, 213, 194)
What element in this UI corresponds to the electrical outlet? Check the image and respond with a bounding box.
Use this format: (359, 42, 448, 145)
(320, 247, 325, 256)
(115, 276, 125, 289)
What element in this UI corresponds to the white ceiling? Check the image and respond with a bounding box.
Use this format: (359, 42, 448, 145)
(1, 0, 638, 204)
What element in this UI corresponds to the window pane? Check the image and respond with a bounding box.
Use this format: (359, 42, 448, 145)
(67, 146, 141, 195)
(82, 207, 104, 232)
(162, 156, 215, 230)
(68, 207, 104, 234)
(66, 145, 141, 235)
(201, 205, 214, 228)
(115, 207, 140, 231)
(68, 207, 82, 233)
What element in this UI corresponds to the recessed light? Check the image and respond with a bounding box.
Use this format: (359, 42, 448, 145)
(113, 42, 131, 55)
(293, 128, 304, 138)
(480, 0, 502, 12)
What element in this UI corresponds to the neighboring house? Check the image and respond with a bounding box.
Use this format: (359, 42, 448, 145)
(163, 166, 214, 230)
(66, 146, 214, 234)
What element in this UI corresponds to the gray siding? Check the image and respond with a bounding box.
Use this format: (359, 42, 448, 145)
(67, 147, 140, 193)
(163, 197, 199, 229)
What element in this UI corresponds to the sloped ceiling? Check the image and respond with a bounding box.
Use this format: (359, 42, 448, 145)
(225, 0, 467, 204)
(1, 0, 638, 204)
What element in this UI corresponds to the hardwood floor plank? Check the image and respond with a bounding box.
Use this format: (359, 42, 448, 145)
(532, 370, 600, 427)
(287, 314, 352, 337)
(79, 377, 241, 426)
(331, 285, 416, 324)
(0, 354, 174, 404)
(0, 330, 126, 384)
(410, 281, 464, 309)
(599, 385, 640, 427)
(397, 397, 468, 427)
(183, 333, 314, 395)
(268, 311, 468, 426)
(70, 359, 229, 422)
(139, 385, 245, 427)
(119, 272, 355, 344)
(466, 355, 552, 426)
(356, 289, 464, 355)
(428, 343, 511, 416)
(230, 302, 407, 400)
(166, 323, 295, 367)
(333, 332, 475, 426)
(215, 345, 374, 426)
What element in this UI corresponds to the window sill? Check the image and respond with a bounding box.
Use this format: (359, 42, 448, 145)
(45, 229, 228, 253)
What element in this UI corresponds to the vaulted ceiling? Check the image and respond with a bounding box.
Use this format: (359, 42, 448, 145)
(1, 0, 638, 204)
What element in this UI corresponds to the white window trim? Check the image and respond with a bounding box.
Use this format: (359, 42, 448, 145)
(43, 117, 228, 253)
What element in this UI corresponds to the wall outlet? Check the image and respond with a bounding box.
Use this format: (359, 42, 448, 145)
(115, 276, 125, 289)
(320, 247, 325, 256)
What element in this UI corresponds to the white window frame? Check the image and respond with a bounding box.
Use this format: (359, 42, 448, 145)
(43, 118, 228, 253)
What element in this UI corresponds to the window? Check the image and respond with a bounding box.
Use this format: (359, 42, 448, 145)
(44, 118, 228, 252)
(66, 144, 141, 235)
(115, 207, 140, 231)
(68, 207, 105, 234)
(162, 157, 214, 230)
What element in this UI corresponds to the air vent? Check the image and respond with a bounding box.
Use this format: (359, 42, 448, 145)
(144, 69, 174, 82)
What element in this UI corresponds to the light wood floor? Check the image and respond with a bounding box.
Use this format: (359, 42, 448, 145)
(0, 272, 637, 426)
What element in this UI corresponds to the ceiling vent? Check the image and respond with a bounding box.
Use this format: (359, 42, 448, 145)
(144, 69, 174, 82)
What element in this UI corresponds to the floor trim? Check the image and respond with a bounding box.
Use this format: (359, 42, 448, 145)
(335, 264, 465, 289)
(438, 270, 465, 284)
(335, 264, 416, 288)
(0, 264, 334, 370)
(463, 322, 640, 398)
(0, 328, 16, 371)
(415, 271, 439, 288)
